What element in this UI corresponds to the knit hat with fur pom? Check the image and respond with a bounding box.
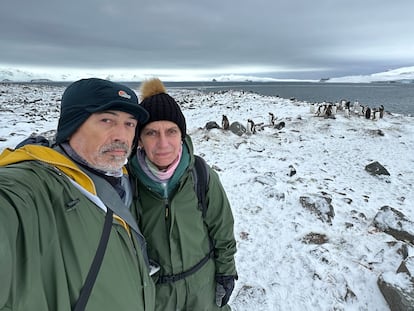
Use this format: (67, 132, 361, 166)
(138, 78, 186, 139)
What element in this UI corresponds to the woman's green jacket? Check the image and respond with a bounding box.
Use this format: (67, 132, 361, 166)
(130, 136, 237, 311)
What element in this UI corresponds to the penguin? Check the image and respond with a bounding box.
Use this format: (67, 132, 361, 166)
(352, 101, 358, 114)
(325, 104, 333, 118)
(268, 112, 276, 125)
(331, 104, 337, 115)
(310, 104, 316, 114)
(274, 121, 285, 130)
(365, 107, 371, 119)
(316, 104, 326, 117)
(222, 115, 230, 130)
(355, 104, 363, 116)
(288, 165, 296, 177)
(344, 107, 350, 118)
(247, 119, 256, 134)
(373, 109, 381, 120)
(379, 105, 385, 118)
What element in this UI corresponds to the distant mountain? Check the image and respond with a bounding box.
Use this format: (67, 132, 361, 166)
(211, 74, 311, 83)
(0, 68, 72, 82)
(0, 68, 145, 83)
(0, 68, 38, 82)
(326, 66, 414, 83)
(1, 66, 414, 83)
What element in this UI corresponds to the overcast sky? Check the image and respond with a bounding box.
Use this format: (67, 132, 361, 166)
(1, 0, 414, 81)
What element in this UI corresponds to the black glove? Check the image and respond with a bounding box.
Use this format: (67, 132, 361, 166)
(215, 275, 236, 307)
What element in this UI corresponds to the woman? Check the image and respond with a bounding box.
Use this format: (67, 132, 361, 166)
(129, 78, 237, 310)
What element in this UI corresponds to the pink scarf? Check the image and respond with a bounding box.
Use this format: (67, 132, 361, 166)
(145, 145, 183, 181)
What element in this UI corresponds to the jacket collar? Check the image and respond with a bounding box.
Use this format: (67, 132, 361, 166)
(0, 145, 98, 194)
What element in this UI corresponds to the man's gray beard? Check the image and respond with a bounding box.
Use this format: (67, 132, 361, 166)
(61, 141, 130, 177)
(91, 141, 131, 176)
(91, 153, 129, 176)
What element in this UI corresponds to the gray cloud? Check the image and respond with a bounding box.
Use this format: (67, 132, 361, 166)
(1, 0, 414, 80)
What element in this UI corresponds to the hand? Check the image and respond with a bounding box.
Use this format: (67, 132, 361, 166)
(215, 275, 236, 307)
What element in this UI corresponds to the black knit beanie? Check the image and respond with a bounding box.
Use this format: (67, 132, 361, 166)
(139, 78, 186, 139)
(56, 78, 149, 144)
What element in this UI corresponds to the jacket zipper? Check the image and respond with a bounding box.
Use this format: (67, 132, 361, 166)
(162, 182, 169, 219)
(165, 202, 169, 218)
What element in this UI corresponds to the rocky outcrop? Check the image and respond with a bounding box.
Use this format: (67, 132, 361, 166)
(378, 257, 414, 311)
(372, 205, 414, 244)
(299, 194, 335, 224)
(372, 206, 414, 310)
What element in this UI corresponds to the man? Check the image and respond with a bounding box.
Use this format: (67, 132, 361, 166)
(0, 78, 155, 311)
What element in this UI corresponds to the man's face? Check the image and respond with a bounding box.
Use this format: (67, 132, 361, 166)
(69, 110, 137, 172)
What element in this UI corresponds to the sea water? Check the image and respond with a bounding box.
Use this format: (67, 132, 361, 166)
(6, 81, 414, 116)
(165, 81, 414, 116)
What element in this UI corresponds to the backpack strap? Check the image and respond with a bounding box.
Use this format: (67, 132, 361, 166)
(156, 155, 213, 285)
(193, 155, 210, 218)
(72, 208, 113, 311)
(157, 248, 215, 284)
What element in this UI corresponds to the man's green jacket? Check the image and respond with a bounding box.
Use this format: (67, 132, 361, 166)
(0, 145, 155, 311)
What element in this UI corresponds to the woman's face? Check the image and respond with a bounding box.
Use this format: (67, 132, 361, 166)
(139, 120, 182, 170)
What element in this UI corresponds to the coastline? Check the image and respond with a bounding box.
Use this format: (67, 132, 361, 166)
(1, 80, 413, 116)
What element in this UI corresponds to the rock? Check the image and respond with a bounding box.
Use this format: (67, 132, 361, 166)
(299, 194, 335, 224)
(229, 121, 247, 136)
(377, 276, 414, 311)
(378, 257, 414, 311)
(397, 256, 414, 276)
(365, 161, 390, 176)
(205, 121, 220, 130)
(301, 232, 329, 245)
(372, 205, 414, 244)
(233, 285, 267, 309)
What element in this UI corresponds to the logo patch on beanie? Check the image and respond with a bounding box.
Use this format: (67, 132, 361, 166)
(118, 90, 131, 99)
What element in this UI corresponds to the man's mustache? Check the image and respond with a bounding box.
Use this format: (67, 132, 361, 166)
(100, 142, 130, 154)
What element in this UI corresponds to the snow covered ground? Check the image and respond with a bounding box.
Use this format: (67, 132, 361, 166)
(1, 83, 414, 310)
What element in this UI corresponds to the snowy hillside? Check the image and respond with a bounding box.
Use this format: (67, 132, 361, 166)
(327, 66, 414, 83)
